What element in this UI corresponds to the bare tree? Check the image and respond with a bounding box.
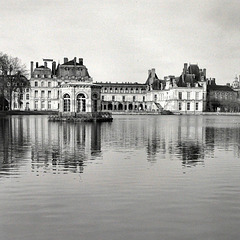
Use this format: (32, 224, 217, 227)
(0, 52, 29, 110)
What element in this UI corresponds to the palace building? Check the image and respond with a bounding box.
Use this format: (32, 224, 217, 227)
(14, 57, 101, 115)
(14, 57, 214, 114)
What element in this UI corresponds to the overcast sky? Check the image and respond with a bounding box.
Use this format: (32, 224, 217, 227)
(1, 0, 239, 84)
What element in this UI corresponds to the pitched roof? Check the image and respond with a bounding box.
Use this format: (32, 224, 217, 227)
(97, 82, 147, 87)
(208, 85, 234, 92)
(177, 74, 199, 87)
(61, 60, 82, 66)
(188, 64, 201, 81)
(145, 73, 159, 85)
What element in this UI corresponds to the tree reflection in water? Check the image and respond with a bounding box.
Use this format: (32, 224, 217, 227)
(175, 142, 204, 167)
(0, 116, 102, 177)
(1, 115, 240, 177)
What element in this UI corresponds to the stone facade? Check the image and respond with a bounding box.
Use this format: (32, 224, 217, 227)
(15, 60, 215, 114)
(15, 57, 101, 114)
(99, 64, 208, 114)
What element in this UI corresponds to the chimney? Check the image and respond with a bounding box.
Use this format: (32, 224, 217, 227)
(64, 57, 68, 63)
(30, 61, 33, 77)
(52, 61, 56, 75)
(79, 58, 83, 65)
(184, 63, 188, 73)
(44, 61, 47, 68)
(151, 68, 155, 78)
(74, 57, 76, 66)
(203, 68, 206, 78)
(36, 62, 39, 68)
(148, 69, 151, 76)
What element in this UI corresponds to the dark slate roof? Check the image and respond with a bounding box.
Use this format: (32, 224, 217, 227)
(208, 85, 234, 92)
(96, 82, 147, 87)
(36, 66, 51, 70)
(61, 60, 82, 66)
(176, 74, 199, 87)
(145, 73, 159, 85)
(188, 64, 200, 81)
(152, 79, 165, 90)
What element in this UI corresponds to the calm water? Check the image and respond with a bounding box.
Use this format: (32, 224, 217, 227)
(0, 115, 240, 240)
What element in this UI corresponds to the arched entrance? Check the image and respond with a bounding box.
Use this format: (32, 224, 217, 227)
(129, 103, 133, 110)
(63, 94, 71, 112)
(108, 103, 113, 110)
(77, 93, 86, 112)
(118, 103, 123, 111)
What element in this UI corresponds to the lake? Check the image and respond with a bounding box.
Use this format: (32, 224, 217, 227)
(0, 115, 240, 240)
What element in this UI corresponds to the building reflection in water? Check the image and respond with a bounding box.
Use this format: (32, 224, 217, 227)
(30, 118, 102, 175)
(0, 116, 102, 177)
(1, 115, 240, 177)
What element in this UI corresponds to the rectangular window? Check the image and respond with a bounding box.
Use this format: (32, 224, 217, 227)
(20, 94, 23, 100)
(41, 90, 45, 98)
(133, 96, 136, 102)
(41, 101, 45, 109)
(112, 96, 115, 101)
(196, 102, 199, 110)
(187, 102, 190, 110)
(187, 92, 190, 100)
(26, 94, 29, 100)
(179, 92, 182, 100)
(48, 101, 51, 109)
(179, 102, 182, 110)
(35, 81, 38, 87)
(154, 94, 157, 101)
(48, 82, 51, 87)
(102, 95, 104, 100)
(143, 96, 145, 102)
(48, 91, 51, 98)
(34, 101, 38, 109)
(34, 91, 38, 98)
(122, 96, 125, 102)
(196, 92, 199, 100)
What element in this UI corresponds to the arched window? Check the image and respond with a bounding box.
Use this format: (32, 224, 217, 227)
(63, 94, 70, 112)
(77, 93, 86, 112)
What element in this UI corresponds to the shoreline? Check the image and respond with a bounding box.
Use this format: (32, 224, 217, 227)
(1, 111, 240, 116)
